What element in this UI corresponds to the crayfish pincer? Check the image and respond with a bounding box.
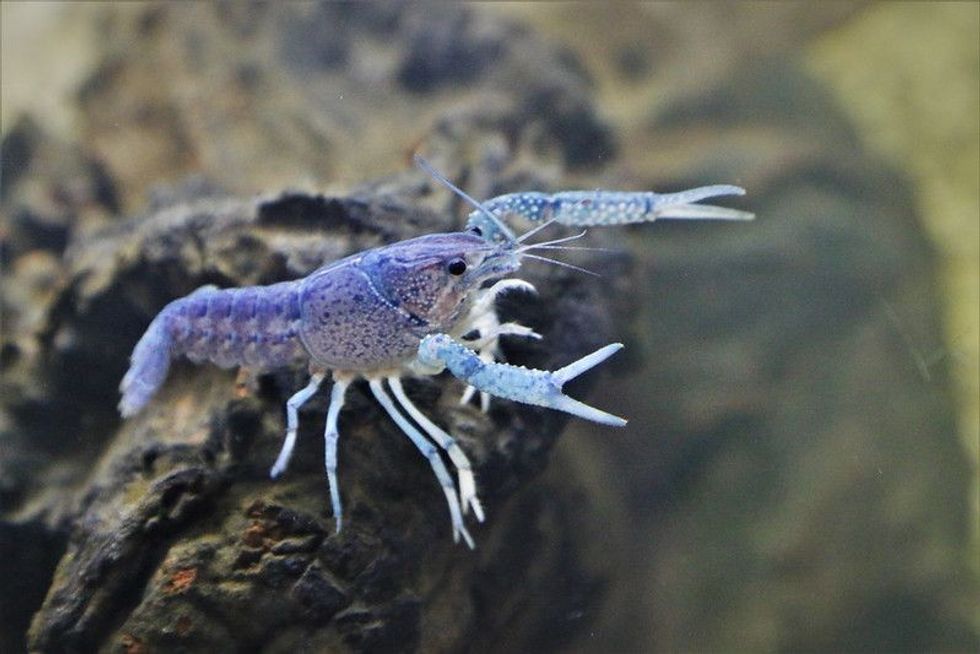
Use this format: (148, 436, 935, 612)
(119, 156, 753, 548)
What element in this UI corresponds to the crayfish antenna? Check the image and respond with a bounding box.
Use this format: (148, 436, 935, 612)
(414, 154, 517, 243)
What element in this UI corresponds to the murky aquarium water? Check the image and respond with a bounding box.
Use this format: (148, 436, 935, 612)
(2, 3, 977, 653)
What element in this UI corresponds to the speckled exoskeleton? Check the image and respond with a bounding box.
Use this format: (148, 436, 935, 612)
(119, 156, 753, 548)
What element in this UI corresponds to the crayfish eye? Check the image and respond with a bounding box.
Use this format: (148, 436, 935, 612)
(470, 226, 483, 237)
(447, 258, 467, 276)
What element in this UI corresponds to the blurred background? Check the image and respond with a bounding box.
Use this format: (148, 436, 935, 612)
(2, 3, 977, 652)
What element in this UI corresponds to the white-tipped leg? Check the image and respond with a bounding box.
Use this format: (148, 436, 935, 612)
(470, 279, 538, 318)
(388, 377, 485, 522)
(418, 334, 628, 427)
(323, 379, 349, 534)
(270, 372, 326, 479)
(458, 350, 495, 412)
(459, 384, 477, 407)
(369, 379, 476, 549)
(469, 322, 543, 349)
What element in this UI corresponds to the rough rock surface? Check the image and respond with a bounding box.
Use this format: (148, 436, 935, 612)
(1, 4, 975, 653)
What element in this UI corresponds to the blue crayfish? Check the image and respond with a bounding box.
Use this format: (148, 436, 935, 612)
(119, 156, 753, 548)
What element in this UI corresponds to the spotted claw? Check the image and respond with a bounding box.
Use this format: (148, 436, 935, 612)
(418, 334, 627, 427)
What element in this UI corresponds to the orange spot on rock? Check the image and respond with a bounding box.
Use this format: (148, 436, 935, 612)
(165, 567, 198, 594)
(242, 521, 267, 548)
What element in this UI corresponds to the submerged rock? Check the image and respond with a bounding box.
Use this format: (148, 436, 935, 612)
(1, 3, 974, 653)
